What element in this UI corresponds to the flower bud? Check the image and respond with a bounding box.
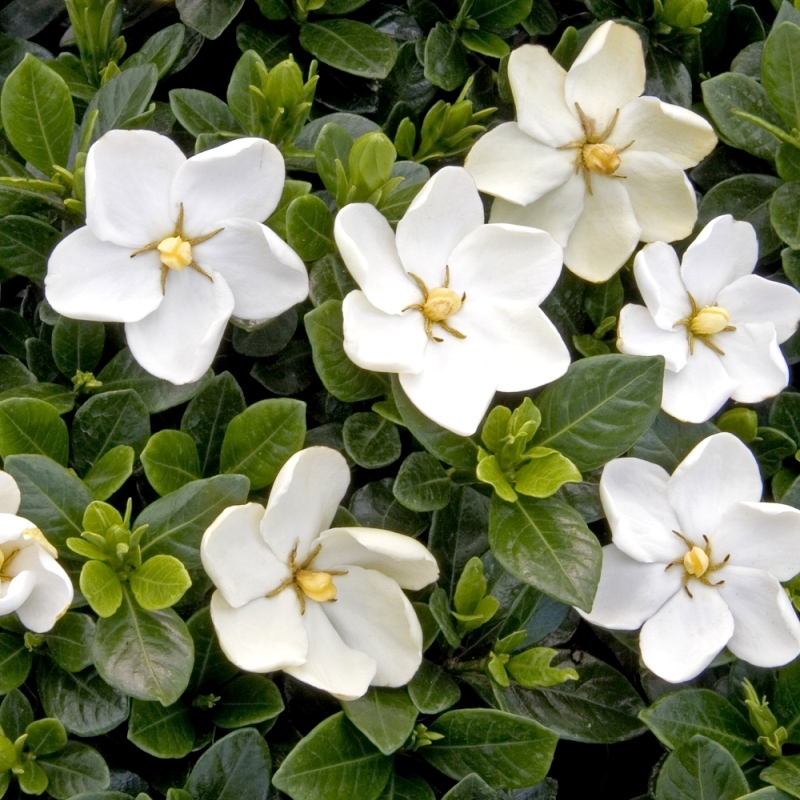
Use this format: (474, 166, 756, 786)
(717, 408, 758, 443)
(662, 0, 711, 28)
(348, 132, 396, 196)
(266, 58, 305, 112)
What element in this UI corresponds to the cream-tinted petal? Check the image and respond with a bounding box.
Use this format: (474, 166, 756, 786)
(721, 323, 789, 404)
(13, 548, 73, 633)
(717, 274, 800, 344)
(633, 241, 692, 331)
(0, 570, 36, 616)
(617, 303, 690, 372)
(0, 472, 20, 514)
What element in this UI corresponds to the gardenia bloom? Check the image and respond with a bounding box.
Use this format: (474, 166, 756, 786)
(0, 472, 73, 633)
(46, 130, 308, 384)
(201, 447, 439, 700)
(581, 433, 800, 683)
(334, 166, 570, 436)
(465, 21, 717, 282)
(617, 215, 800, 423)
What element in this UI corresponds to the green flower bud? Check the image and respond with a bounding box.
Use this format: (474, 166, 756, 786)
(662, 0, 711, 28)
(742, 679, 780, 739)
(266, 58, 305, 112)
(717, 407, 758, 443)
(348, 132, 396, 197)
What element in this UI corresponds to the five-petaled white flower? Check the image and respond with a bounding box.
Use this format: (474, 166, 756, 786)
(464, 21, 717, 283)
(334, 166, 570, 436)
(581, 433, 800, 683)
(0, 471, 73, 633)
(617, 215, 800, 423)
(46, 130, 309, 385)
(201, 446, 439, 700)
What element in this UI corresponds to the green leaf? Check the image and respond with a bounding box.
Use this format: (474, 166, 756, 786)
(378, 771, 435, 800)
(393, 452, 452, 512)
(640, 689, 758, 765)
(655, 735, 749, 800)
(350, 477, 430, 536)
(309, 253, 359, 307)
(507, 647, 579, 688)
(226, 49, 263, 135)
(0, 397, 68, 465)
(220, 398, 306, 490)
(84, 65, 158, 140)
(469, 0, 533, 26)
(439, 774, 497, 800)
(127, 699, 194, 759)
(0, 354, 35, 392)
(423, 709, 558, 791)
(0, 382, 74, 415)
(342, 688, 418, 756)
(752, 426, 796, 477)
(123, 23, 186, 80)
(273, 712, 392, 800)
(42, 612, 94, 673)
(37, 659, 129, 737)
(38, 742, 110, 800)
(408, 660, 461, 714)
(315, 122, 354, 197)
(424, 23, 470, 91)
(51, 317, 105, 379)
(0, 215, 61, 280)
(645, 49, 692, 108)
(18, 759, 49, 795)
(80, 560, 123, 618)
(0, 687, 33, 738)
(514, 450, 582, 499)
(186, 728, 272, 800)
(763, 756, 800, 798)
(343, 412, 402, 469)
(235, 23, 292, 68)
(71, 389, 151, 475)
(1, 54, 73, 174)
(476, 454, 517, 502)
(454, 556, 487, 616)
(489, 494, 601, 610)
(141, 430, 201, 496)
(286, 194, 335, 261)
(771, 181, 800, 250)
(306, 300, 386, 403)
(0, 631, 31, 692)
(187, 606, 238, 694)
(92, 587, 194, 705)
(631, 412, 718, 473)
(773, 658, 800, 742)
(266, 182, 313, 241)
(212, 674, 284, 729)
(763, 23, 800, 131)
(130, 555, 191, 611)
(532, 354, 665, 471)
(175, 0, 245, 40)
(429, 585, 462, 647)
(461, 30, 509, 58)
(25, 718, 67, 756)
(169, 88, 243, 137)
(82, 445, 135, 501)
(299, 20, 399, 80)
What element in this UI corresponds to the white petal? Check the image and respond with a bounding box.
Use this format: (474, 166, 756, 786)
(717, 275, 800, 344)
(714, 502, 800, 581)
(721, 323, 789, 403)
(600, 457, 684, 563)
(719, 566, 800, 667)
(680, 216, 758, 308)
(395, 167, 484, 288)
(640, 581, 734, 683)
(489, 172, 586, 248)
(617, 304, 689, 372)
(507, 45, 583, 147)
(334, 203, 419, 314)
(200, 503, 289, 609)
(193, 219, 308, 322)
(668, 433, 762, 542)
(0, 570, 36, 616)
(562, 176, 641, 282)
(0, 472, 20, 514)
(210, 589, 308, 673)
(85, 129, 184, 247)
(261, 447, 351, 565)
(399, 328, 496, 437)
(621, 151, 698, 243)
(12, 548, 73, 633)
(314, 527, 439, 590)
(46, 227, 164, 323)
(172, 138, 285, 239)
(323, 566, 423, 688)
(447, 223, 563, 307)
(0, 514, 42, 548)
(565, 22, 646, 133)
(284, 601, 376, 700)
(465, 123, 575, 207)
(661, 343, 737, 423)
(610, 96, 717, 169)
(342, 291, 428, 374)
(578, 544, 682, 629)
(125, 267, 234, 384)
(633, 241, 692, 331)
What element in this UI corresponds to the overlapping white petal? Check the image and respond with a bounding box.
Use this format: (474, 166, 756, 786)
(0, 471, 21, 514)
(201, 447, 438, 699)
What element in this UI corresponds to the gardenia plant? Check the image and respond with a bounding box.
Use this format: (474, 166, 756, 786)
(617, 215, 800, 422)
(201, 447, 439, 700)
(465, 20, 717, 282)
(335, 166, 569, 436)
(45, 130, 309, 384)
(581, 432, 800, 683)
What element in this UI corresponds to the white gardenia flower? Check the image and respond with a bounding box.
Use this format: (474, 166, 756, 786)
(464, 21, 717, 283)
(334, 166, 570, 436)
(617, 215, 800, 423)
(201, 446, 439, 700)
(46, 130, 309, 385)
(581, 433, 800, 683)
(0, 472, 73, 633)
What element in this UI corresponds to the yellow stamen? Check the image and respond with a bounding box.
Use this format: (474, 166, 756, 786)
(689, 306, 731, 336)
(157, 235, 192, 271)
(295, 569, 337, 602)
(582, 142, 621, 175)
(683, 546, 710, 578)
(423, 287, 463, 323)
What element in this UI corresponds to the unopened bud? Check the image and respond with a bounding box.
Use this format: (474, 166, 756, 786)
(348, 132, 396, 195)
(266, 58, 304, 111)
(662, 0, 711, 27)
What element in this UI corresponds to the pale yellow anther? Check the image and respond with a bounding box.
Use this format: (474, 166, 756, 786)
(582, 142, 621, 175)
(157, 235, 192, 271)
(683, 546, 710, 578)
(690, 306, 731, 336)
(423, 287, 462, 323)
(295, 569, 337, 602)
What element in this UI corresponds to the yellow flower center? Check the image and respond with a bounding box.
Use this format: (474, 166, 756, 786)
(667, 531, 730, 598)
(157, 235, 193, 271)
(295, 569, 338, 602)
(683, 546, 709, 577)
(689, 306, 731, 336)
(582, 142, 621, 175)
(0, 547, 18, 582)
(423, 287, 463, 323)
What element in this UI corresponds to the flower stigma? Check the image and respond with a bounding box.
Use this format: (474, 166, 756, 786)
(403, 265, 467, 342)
(683, 546, 709, 577)
(666, 531, 730, 598)
(676, 293, 736, 355)
(157, 236, 192, 271)
(265, 542, 346, 613)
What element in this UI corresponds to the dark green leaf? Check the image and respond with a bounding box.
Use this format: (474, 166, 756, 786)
(423, 24, 470, 91)
(393, 452, 452, 512)
(286, 194, 335, 262)
(169, 88, 243, 137)
(51, 317, 105, 379)
(0, 631, 31, 692)
(0, 687, 33, 738)
(43, 612, 94, 673)
(631, 412, 718, 473)
(213, 674, 284, 729)
(38, 742, 110, 800)
(123, 23, 186, 80)
(175, 0, 245, 40)
(341, 688, 418, 756)
(407, 660, 461, 714)
(343, 412, 402, 469)
(771, 180, 800, 250)
(187, 606, 238, 694)
(0, 397, 69, 464)
(762, 22, 800, 131)
(127, 699, 194, 759)
(85, 65, 158, 140)
(83, 445, 135, 501)
(470, 0, 533, 26)
(350, 477, 430, 536)
(0, 215, 61, 280)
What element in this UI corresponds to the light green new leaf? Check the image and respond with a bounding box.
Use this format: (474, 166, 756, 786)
(130, 555, 192, 611)
(141, 430, 201, 496)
